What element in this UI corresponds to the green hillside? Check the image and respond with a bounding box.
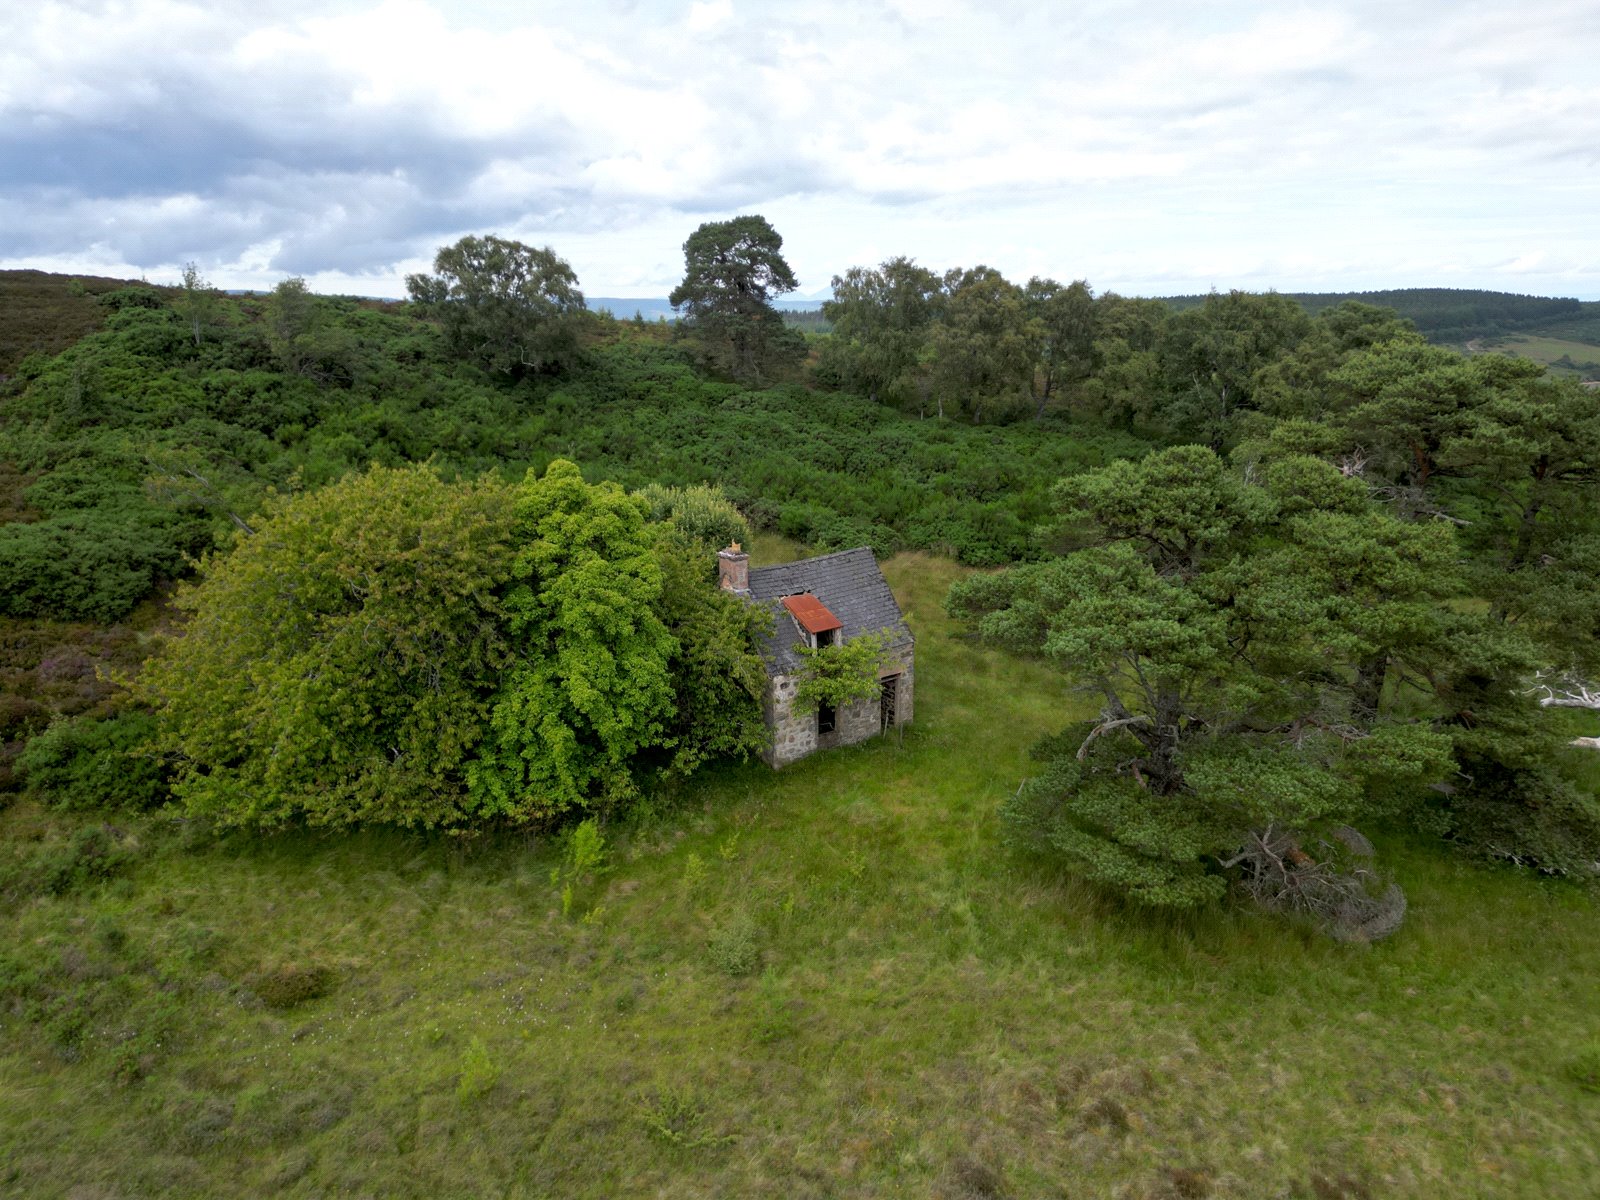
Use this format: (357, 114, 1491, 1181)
(1, 266, 1596, 1198)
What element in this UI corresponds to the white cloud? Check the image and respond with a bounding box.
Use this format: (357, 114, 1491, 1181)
(1, 0, 1597, 297)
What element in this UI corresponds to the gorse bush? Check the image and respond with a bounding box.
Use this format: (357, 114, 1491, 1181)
(16, 712, 167, 812)
(633, 481, 751, 553)
(707, 911, 761, 977)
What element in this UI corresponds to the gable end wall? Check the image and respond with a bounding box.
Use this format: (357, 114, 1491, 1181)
(761, 643, 915, 768)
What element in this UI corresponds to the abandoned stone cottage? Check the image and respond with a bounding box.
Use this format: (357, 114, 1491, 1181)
(717, 543, 914, 767)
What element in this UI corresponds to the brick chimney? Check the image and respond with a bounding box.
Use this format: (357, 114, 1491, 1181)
(718, 542, 750, 595)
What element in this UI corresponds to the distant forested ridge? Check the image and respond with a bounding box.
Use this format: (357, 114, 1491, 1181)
(1162, 287, 1596, 345)
(590, 286, 1598, 347)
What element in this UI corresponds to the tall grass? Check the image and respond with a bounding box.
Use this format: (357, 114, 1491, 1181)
(0, 545, 1596, 1198)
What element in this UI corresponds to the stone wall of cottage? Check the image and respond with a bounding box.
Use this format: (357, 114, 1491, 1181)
(761, 643, 915, 768)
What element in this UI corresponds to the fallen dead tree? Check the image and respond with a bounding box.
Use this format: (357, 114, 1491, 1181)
(1223, 824, 1407, 942)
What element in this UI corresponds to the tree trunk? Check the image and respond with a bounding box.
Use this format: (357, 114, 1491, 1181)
(1352, 654, 1388, 718)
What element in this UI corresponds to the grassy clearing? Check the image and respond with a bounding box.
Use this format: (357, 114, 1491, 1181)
(1476, 334, 1600, 378)
(1, 544, 1597, 1198)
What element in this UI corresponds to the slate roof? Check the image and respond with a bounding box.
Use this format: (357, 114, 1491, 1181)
(747, 547, 912, 674)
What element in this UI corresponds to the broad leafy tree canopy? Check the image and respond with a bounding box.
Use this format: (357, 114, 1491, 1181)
(406, 234, 586, 377)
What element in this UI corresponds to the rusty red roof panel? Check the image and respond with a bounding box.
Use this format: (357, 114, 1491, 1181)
(781, 592, 843, 635)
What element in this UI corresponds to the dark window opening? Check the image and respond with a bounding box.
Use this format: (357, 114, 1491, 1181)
(880, 674, 900, 731)
(817, 702, 836, 735)
(815, 628, 836, 649)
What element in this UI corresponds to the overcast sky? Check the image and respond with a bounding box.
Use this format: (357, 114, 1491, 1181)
(4, 0, 1597, 299)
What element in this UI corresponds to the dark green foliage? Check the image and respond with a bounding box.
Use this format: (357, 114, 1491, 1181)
(131, 464, 518, 830)
(0, 282, 1150, 638)
(539, 343, 1143, 566)
(1157, 290, 1311, 447)
(669, 215, 803, 382)
(405, 235, 587, 377)
(246, 963, 338, 1010)
(927, 266, 1041, 424)
(1026, 277, 1098, 420)
(16, 712, 167, 811)
(0, 505, 190, 622)
(823, 256, 943, 406)
(953, 446, 1463, 909)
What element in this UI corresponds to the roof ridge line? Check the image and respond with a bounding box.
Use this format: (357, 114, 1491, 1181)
(748, 545, 874, 573)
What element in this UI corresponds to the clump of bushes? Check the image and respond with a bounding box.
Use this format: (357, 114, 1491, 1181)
(247, 963, 338, 1010)
(16, 712, 168, 811)
(12, 825, 141, 898)
(634, 481, 750, 552)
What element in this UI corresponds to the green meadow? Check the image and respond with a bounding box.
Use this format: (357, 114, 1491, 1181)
(2, 543, 1598, 1199)
(1477, 334, 1600, 379)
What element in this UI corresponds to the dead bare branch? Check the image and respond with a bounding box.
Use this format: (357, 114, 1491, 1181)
(1227, 824, 1406, 942)
(1076, 714, 1152, 761)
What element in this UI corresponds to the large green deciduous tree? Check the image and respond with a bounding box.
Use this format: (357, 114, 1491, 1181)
(948, 445, 1458, 916)
(926, 266, 1041, 423)
(132, 464, 518, 829)
(406, 235, 586, 377)
(1025, 277, 1097, 420)
(822, 256, 943, 407)
(669, 215, 802, 382)
(467, 460, 678, 818)
(1158, 290, 1311, 448)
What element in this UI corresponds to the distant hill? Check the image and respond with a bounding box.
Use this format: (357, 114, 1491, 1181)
(1160, 287, 1600, 346)
(586, 297, 825, 323)
(1159, 287, 1600, 379)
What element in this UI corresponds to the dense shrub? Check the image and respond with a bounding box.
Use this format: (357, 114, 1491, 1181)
(16, 712, 168, 811)
(634, 481, 751, 552)
(0, 825, 143, 900)
(130, 464, 519, 829)
(0, 508, 190, 622)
